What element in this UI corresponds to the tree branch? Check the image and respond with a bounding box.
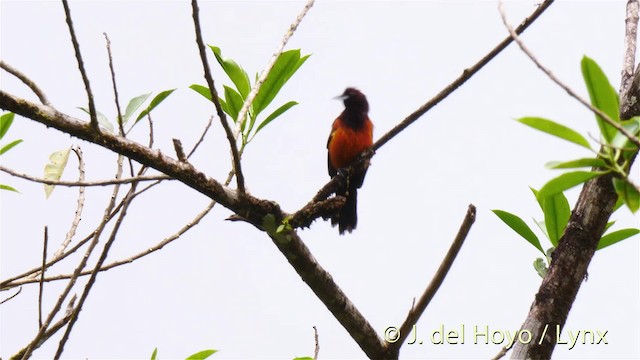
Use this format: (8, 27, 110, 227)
(233, 0, 314, 139)
(61, 0, 99, 131)
(190, 0, 245, 193)
(505, 1, 640, 358)
(383, 205, 476, 357)
(498, 1, 640, 148)
(0, 164, 169, 187)
(371, 0, 555, 152)
(0, 60, 51, 105)
(620, 0, 640, 120)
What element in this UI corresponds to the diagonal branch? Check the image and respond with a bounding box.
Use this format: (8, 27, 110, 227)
(0, 60, 51, 105)
(233, 0, 315, 139)
(191, 0, 245, 194)
(61, 0, 99, 131)
(384, 205, 476, 357)
(498, 1, 640, 148)
(371, 0, 555, 152)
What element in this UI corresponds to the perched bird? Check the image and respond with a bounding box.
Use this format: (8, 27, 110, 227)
(327, 87, 374, 234)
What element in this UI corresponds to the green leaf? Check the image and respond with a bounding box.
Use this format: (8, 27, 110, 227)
(185, 349, 217, 360)
(150, 348, 158, 360)
(253, 49, 307, 117)
(293, 358, 314, 360)
(254, 101, 298, 136)
(0, 184, 19, 192)
(611, 117, 640, 149)
(537, 171, 602, 200)
(123, 93, 151, 125)
(44, 147, 71, 198)
(492, 209, 544, 254)
(0, 139, 23, 155)
(210, 45, 251, 98)
(604, 220, 616, 233)
(612, 177, 640, 213)
(0, 112, 15, 140)
(597, 228, 640, 250)
(223, 85, 244, 122)
(533, 257, 548, 278)
(581, 56, 619, 143)
(135, 89, 176, 124)
(545, 158, 607, 169)
(517, 117, 592, 150)
(190, 84, 212, 101)
(541, 192, 571, 247)
(79, 107, 113, 133)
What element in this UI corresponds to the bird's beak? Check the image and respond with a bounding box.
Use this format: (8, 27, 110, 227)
(334, 94, 348, 101)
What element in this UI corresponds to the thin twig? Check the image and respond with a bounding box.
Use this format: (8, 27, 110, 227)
(187, 115, 213, 158)
(384, 205, 476, 356)
(233, 0, 315, 140)
(53, 147, 85, 259)
(55, 172, 140, 358)
(0, 165, 169, 186)
(0, 286, 22, 304)
(104, 33, 125, 137)
(146, 113, 155, 148)
(313, 326, 320, 360)
(498, 1, 640, 148)
(38, 226, 48, 329)
(371, 0, 555, 152)
(11, 295, 76, 360)
(191, 0, 245, 193)
(19, 155, 124, 360)
(0, 60, 50, 105)
(61, 0, 99, 131)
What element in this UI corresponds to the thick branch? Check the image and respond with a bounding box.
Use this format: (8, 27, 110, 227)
(620, 0, 640, 120)
(509, 1, 639, 358)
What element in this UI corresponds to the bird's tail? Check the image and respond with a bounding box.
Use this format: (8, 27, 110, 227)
(332, 188, 358, 234)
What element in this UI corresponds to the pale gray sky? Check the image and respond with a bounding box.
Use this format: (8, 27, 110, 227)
(1, 1, 638, 359)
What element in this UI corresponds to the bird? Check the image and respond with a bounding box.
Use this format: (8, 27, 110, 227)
(326, 87, 374, 234)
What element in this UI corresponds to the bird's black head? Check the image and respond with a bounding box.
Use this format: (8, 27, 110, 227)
(338, 87, 369, 114)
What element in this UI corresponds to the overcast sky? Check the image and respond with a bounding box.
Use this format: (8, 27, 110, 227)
(1, 1, 639, 359)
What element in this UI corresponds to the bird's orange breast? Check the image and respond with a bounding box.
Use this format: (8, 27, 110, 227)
(328, 117, 373, 169)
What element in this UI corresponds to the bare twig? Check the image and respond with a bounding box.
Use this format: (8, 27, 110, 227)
(173, 138, 187, 162)
(233, 0, 315, 139)
(55, 173, 140, 358)
(0, 165, 169, 186)
(384, 205, 476, 357)
(498, 1, 640, 148)
(187, 115, 213, 158)
(0, 60, 50, 105)
(313, 326, 320, 360)
(61, 0, 99, 131)
(19, 155, 124, 360)
(53, 146, 85, 259)
(1, 286, 22, 304)
(11, 295, 76, 360)
(191, 0, 245, 193)
(371, 0, 555, 152)
(38, 226, 48, 329)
